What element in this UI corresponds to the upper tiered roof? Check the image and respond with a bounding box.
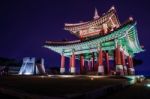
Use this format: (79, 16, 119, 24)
(64, 6, 121, 39)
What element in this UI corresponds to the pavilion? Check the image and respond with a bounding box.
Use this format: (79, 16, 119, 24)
(44, 6, 143, 75)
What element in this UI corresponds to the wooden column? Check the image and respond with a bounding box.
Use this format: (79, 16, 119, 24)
(61, 55, 65, 68)
(115, 45, 124, 75)
(115, 45, 122, 65)
(92, 52, 95, 71)
(105, 52, 110, 75)
(88, 60, 91, 72)
(98, 48, 104, 75)
(80, 54, 84, 74)
(60, 54, 65, 74)
(120, 51, 125, 75)
(70, 52, 75, 74)
(127, 56, 134, 75)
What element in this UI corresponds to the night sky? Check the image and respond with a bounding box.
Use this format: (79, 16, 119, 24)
(0, 0, 150, 75)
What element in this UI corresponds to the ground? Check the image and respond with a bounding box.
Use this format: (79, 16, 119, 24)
(0, 75, 149, 99)
(104, 79, 150, 99)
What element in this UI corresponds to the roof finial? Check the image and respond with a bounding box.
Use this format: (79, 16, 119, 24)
(93, 8, 99, 19)
(109, 5, 116, 12)
(111, 6, 115, 10)
(129, 16, 134, 21)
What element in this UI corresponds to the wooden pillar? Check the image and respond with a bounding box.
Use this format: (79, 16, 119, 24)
(105, 51, 110, 75)
(120, 51, 127, 75)
(92, 52, 95, 71)
(88, 60, 91, 72)
(130, 57, 134, 68)
(115, 46, 122, 64)
(80, 54, 84, 74)
(127, 56, 135, 75)
(70, 55, 72, 70)
(115, 45, 124, 75)
(98, 48, 104, 75)
(60, 54, 65, 74)
(70, 52, 75, 74)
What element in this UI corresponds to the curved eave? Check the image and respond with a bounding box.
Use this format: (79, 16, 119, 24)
(125, 22, 143, 54)
(44, 21, 135, 55)
(64, 9, 117, 31)
(45, 40, 81, 46)
(45, 21, 133, 46)
(65, 21, 89, 27)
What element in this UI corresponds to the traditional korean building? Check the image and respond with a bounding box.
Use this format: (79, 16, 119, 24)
(44, 6, 143, 75)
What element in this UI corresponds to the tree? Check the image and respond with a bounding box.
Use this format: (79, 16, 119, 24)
(0, 57, 21, 67)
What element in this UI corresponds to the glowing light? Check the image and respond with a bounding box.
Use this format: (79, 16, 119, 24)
(88, 75, 106, 78)
(125, 76, 137, 84)
(146, 84, 150, 87)
(57, 75, 76, 78)
(48, 75, 52, 77)
(129, 17, 133, 21)
(40, 76, 45, 78)
(125, 75, 145, 84)
(90, 77, 94, 80)
(46, 75, 106, 79)
(111, 6, 115, 10)
(24, 72, 33, 75)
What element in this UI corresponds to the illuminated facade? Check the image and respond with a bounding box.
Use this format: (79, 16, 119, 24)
(44, 6, 143, 75)
(19, 57, 46, 75)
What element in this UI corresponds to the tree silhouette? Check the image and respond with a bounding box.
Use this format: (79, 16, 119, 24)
(0, 57, 21, 67)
